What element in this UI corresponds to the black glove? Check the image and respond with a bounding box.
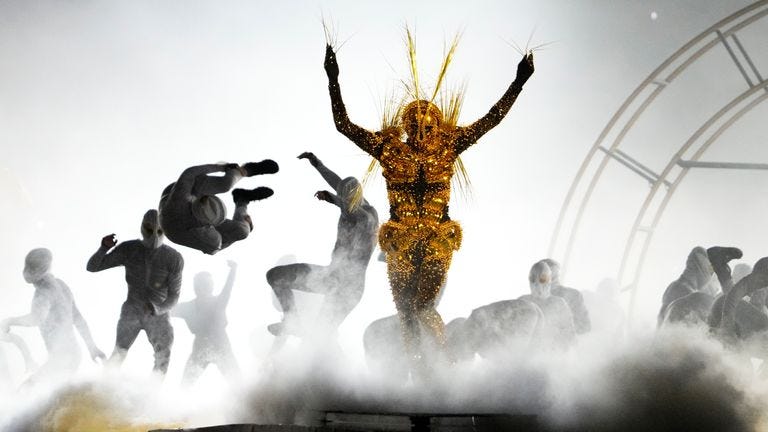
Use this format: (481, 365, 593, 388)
(515, 52, 534, 86)
(324, 44, 339, 80)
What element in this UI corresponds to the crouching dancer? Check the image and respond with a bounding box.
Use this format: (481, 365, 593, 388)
(267, 152, 378, 344)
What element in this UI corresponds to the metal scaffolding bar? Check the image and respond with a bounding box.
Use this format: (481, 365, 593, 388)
(677, 160, 768, 170)
(731, 33, 765, 84)
(598, 147, 657, 185)
(615, 149, 672, 187)
(717, 29, 755, 87)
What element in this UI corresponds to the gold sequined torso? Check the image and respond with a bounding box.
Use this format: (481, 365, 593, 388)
(379, 130, 457, 228)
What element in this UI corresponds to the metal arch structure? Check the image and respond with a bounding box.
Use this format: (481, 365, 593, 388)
(548, 0, 768, 320)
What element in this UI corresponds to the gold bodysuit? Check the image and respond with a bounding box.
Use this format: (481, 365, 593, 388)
(325, 44, 531, 359)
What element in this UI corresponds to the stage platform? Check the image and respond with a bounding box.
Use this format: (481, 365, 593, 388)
(152, 411, 539, 432)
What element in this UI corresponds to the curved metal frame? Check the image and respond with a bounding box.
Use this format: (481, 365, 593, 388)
(548, 0, 768, 320)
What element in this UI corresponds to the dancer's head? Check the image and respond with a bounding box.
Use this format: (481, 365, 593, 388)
(337, 176, 364, 214)
(402, 100, 442, 141)
(24, 248, 52, 283)
(686, 246, 713, 287)
(194, 271, 214, 297)
(541, 258, 561, 284)
(529, 261, 552, 299)
(140, 209, 164, 249)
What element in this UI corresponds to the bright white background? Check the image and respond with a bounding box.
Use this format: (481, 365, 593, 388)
(1, 0, 766, 385)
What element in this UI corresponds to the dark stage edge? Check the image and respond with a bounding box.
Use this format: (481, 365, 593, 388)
(151, 411, 539, 432)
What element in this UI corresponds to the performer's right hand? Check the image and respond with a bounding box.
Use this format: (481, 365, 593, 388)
(324, 44, 339, 80)
(101, 234, 117, 249)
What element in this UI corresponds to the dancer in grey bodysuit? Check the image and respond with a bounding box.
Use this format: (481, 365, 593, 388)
(267, 152, 378, 340)
(518, 261, 576, 350)
(2, 248, 104, 384)
(540, 258, 591, 334)
(87, 209, 183, 375)
(160, 160, 278, 255)
(173, 260, 240, 385)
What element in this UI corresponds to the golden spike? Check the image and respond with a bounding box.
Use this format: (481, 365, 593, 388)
(405, 25, 420, 102)
(360, 157, 381, 200)
(439, 81, 466, 128)
(431, 32, 461, 102)
(349, 182, 364, 213)
(452, 156, 473, 201)
(321, 14, 337, 48)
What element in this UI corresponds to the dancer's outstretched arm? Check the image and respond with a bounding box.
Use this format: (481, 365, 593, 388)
(70, 299, 106, 362)
(87, 234, 126, 272)
(325, 45, 383, 158)
(454, 53, 535, 154)
(298, 152, 342, 192)
(314, 190, 342, 209)
(218, 260, 237, 309)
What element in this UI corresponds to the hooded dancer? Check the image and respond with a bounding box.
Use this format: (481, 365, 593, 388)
(324, 37, 534, 364)
(267, 152, 378, 342)
(707, 248, 768, 339)
(719, 258, 768, 345)
(159, 160, 278, 255)
(1, 248, 104, 384)
(172, 260, 240, 385)
(657, 247, 715, 327)
(518, 261, 576, 350)
(540, 258, 591, 334)
(87, 210, 184, 375)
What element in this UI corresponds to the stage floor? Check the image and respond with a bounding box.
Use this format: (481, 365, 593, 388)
(152, 411, 539, 432)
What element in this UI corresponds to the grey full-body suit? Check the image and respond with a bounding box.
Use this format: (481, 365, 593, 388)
(87, 210, 184, 375)
(160, 161, 277, 255)
(541, 259, 591, 334)
(713, 258, 768, 367)
(173, 263, 240, 385)
(268, 153, 378, 337)
(2, 248, 104, 384)
(710, 258, 768, 342)
(160, 164, 252, 255)
(658, 247, 714, 327)
(518, 261, 576, 350)
(447, 299, 543, 361)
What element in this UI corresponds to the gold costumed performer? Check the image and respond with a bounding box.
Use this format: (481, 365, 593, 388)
(323, 34, 534, 364)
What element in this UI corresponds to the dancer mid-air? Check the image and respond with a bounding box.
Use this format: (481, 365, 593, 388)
(324, 33, 534, 365)
(159, 160, 278, 255)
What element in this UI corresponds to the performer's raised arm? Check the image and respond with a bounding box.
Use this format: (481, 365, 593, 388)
(325, 45, 383, 158)
(454, 53, 535, 154)
(298, 152, 342, 191)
